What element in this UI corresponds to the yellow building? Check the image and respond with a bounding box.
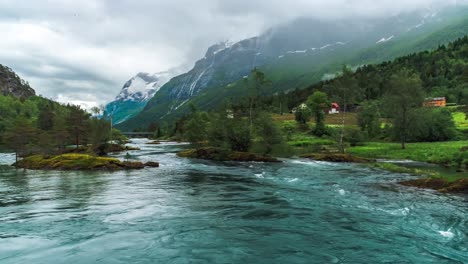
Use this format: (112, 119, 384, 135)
(423, 97, 446, 107)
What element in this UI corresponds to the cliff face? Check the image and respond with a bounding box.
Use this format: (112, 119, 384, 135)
(0, 64, 35, 98)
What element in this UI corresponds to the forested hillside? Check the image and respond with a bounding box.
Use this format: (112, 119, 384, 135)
(0, 67, 121, 158)
(264, 35, 468, 111)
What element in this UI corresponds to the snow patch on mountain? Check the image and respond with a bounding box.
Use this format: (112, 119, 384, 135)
(207, 41, 234, 56)
(376, 35, 395, 44)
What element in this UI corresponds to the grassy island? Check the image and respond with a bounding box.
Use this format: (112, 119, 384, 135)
(177, 147, 281, 163)
(14, 154, 159, 171)
(300, 153, 373, 163)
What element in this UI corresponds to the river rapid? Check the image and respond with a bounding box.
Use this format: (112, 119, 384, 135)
(0, 139, 466, 263)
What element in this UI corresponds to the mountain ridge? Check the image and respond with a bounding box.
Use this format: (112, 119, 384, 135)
(117, 5, 468, 131)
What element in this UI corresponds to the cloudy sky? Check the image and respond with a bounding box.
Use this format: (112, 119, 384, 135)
(0, 0, 463, 108)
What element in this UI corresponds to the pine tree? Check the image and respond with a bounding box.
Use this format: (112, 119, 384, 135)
(4, 116, 37, 165)
(66, 105, 90, 149)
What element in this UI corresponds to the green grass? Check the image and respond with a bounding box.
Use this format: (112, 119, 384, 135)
(367, 162, 440, 177)
(287, 134, 335, 147)
(367, 162, 465, 183)
(452, 112, 468, 131)
(348, 141, 468, 165)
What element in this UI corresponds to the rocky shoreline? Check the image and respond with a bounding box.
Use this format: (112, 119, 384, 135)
(400, 178, 468, 194)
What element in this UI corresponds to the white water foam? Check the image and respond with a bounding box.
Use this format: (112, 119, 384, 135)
(438, 230, 454, 238)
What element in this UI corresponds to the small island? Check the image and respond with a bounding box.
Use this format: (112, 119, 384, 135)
(14, 154, 159, 171)
(177, 147, 281, 163)
(300, 153, 373, 163)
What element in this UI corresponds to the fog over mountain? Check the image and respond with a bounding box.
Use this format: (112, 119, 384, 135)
(0, 0, 465, 108)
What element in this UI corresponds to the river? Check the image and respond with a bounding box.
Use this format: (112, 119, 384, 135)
(0, 139, 466, 263)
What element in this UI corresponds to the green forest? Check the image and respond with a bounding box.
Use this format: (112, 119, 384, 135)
(0, 95, 125, 163)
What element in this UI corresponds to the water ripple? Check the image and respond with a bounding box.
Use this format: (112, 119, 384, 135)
(0, 140, 467, 263)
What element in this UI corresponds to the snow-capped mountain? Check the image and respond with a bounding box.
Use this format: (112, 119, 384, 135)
(115, 72, 171, 102)
(117, 4, 468, 130)
(104, 71, 177, 125)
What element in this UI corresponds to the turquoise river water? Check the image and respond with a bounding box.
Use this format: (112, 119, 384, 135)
(0, 139, 466, 263)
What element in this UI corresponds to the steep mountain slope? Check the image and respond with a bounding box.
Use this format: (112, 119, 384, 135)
(0, 64, 35, 98)
(118, 5, 468, 131)
(104, 71, 176, 125)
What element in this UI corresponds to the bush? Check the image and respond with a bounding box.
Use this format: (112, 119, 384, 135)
(345, 127, 367, 147)
(295, 106, 311, 125)
(402, 108, 457, 142)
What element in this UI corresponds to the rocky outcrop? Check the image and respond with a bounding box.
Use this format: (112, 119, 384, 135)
(0, 64, 35, 98)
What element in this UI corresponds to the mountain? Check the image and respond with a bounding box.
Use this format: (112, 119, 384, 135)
(103, 71, 176, 125)
(118, 5, 468, 131)
(0, 64, 35, 98)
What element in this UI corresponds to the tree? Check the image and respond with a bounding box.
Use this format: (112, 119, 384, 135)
(66, 105, 90, 149)
(184, 111, 209, 147)
(148, 122, 158, 132)
(385, 69, 424, 149)
(255, 112, 283, 155)
(245, 68, 269, 133)
(52, 114, 69, 153)
(207, 113, 229, 148)
(331, 66, 361, 153)
(89, 118, 111, 155)
(357, 101, 381, 139)
(406, 108, 456, 142)
(4, 116, 37, 165)
(37, 102, 55, 131)
(226, 118, 252, 152)
(90, 106, 101, 117)
(307, 91, 330, 137)
(294, 104, 311, 126)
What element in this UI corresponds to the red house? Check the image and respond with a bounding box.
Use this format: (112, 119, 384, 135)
(329, 102, 340, 114)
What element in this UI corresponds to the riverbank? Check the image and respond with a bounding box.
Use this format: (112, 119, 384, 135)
(400, 178, 468, 194)
(14, 154, 159, 171)
(347, 141, 468, 167)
